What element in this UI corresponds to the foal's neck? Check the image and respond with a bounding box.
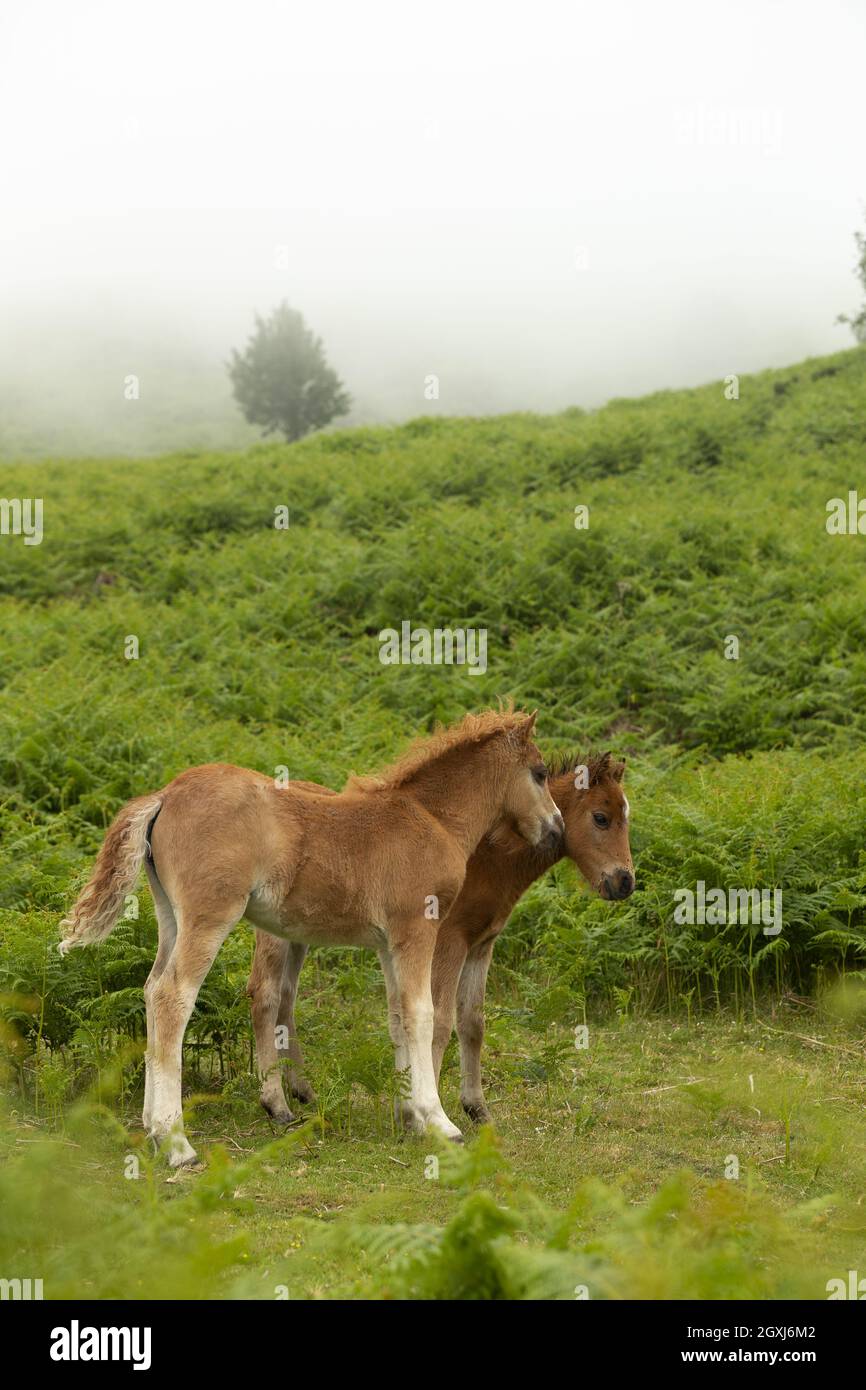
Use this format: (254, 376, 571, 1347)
(402, 739, 508, 858)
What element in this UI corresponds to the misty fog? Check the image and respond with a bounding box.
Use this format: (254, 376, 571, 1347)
(1, 0, 864, 456)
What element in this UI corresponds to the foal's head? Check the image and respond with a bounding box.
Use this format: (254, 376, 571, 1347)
(557, 752, 634, 900)
(499, 711, 565, 854)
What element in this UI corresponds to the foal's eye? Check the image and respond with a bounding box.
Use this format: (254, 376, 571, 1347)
(592, 811, 610, 829)
(532, 766, 548, 785)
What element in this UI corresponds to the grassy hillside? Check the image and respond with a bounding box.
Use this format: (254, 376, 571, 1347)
(2, 345, 866, 1000)
(2, 346, 866, 1299)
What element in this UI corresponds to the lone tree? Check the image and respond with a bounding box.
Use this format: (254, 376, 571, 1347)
(837, 219, 866, 343)
(228, 303, 351, 441)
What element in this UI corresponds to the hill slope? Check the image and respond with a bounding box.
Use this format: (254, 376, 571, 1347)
(2, 345, 866, 1016)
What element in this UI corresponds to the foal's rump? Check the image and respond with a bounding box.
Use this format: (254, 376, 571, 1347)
(150, 763, 292, 878)
(58, 763, 299, 955)
(146, 762, 307, 928)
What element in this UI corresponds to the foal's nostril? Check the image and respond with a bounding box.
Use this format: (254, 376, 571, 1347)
(603, 869, 634, 900)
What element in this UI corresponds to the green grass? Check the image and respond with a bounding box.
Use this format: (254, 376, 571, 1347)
(3, 1014, 865, 1299)
(2, 345, 866, 1297)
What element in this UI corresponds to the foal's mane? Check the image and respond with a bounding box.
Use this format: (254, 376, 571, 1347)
(346, 709, 531, 793)
(546, 749, 626, 785)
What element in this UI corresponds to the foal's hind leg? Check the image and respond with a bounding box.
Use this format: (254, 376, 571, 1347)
(249, 934, 313, 1124)
(147, 899, 246, 1166)
(430, 930, 469, 1088)
(142, 863, 178, 1135)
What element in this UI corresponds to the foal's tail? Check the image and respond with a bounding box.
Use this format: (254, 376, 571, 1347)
(58, 794, 163, 955)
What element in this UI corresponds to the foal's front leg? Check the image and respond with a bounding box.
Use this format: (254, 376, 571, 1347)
(430, 929, 469, 1087)
(384, 924, 463, 1142)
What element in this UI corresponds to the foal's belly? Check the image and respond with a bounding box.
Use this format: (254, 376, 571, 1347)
(245, 890, 383, 949)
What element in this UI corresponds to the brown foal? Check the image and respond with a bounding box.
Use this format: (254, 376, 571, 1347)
(59, 709, 564, 1162)
(248, 752, 633, 1126)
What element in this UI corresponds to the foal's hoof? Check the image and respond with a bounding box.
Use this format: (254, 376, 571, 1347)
(290, 1079, 317, 1106)
(147, 1130, 199, 1166)
(462, 1100, 493, 1125)
(167, 1136, 199, 1168)
(168, 1149, 199, 1170)
(262, 1100, 296, 1127)
(394, 1099, 416, 1130)
(429, 1115, 465, 1144)
(396, 1101, 464, 1144)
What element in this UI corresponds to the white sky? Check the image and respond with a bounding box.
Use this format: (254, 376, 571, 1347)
(1, 0, 864, 423)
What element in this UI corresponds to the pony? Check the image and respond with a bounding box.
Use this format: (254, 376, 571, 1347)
(248, 751, 633, 1126)
(59, 709, 564, 1162)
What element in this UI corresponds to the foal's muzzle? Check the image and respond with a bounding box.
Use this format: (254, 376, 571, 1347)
(539, 811, 565, 854)
(601, 868, 635, 901)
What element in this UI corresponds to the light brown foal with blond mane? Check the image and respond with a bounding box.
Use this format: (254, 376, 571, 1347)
(249, 752, 633, 1126)
(59, 710, 564, 1163)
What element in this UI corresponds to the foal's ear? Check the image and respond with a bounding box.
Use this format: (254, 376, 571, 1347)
(517, 710, 538, 741)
